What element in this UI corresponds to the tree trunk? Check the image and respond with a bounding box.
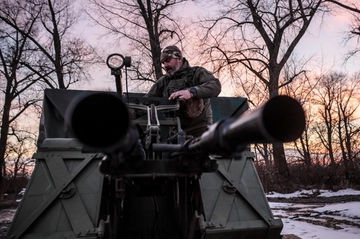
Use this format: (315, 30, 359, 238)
(273, 142, 290, 179)
(262, 143, 270, 167)
(268, 70, 290, 179)
(48, 0, 65, 89)
(0, 91, 13, 200)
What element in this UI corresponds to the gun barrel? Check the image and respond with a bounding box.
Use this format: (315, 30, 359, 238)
(189, 95, 305, 153)
(66, 92, 137, 153)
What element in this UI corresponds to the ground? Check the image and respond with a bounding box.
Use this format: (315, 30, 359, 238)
(268, 193, 360, 239)
(0, 199, 18, 237)
(267, 194, 360, 204)
(0, 199, 18, 210)
(1, 195, 360, 237)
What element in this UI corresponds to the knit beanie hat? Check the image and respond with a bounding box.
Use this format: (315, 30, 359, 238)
(160, 45, 182, 62)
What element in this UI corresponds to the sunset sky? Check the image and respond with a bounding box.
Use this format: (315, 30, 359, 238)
(76, 1, 359, 95)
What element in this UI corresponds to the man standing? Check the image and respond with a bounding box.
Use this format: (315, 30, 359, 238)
(146, 45, 221, 137)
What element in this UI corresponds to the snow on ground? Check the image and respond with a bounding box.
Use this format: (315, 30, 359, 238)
(1, 189, 360, 238)
(268, 189, 360, 239)
(267, 188, 360, 198)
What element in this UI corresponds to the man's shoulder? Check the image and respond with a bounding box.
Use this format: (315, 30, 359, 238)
(185, 66, 204, 75)
(156, 75, 168, 83)
(191, 66, 214, 76)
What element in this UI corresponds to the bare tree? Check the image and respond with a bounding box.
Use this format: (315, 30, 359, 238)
(312, 72, 341, 168)
(0, 0, 99, 89)
(87, 0, 190, 84)
(283, 69, 317, 170)
(198, 0, 333, 178)
(4, 128, 36, 199)
(0, 0, 44, 199)
(331, 0, 360, 60)
(198, 0, 360, 179)
(308, 71, 360, 185)
(0, 0, 99, 198)
(334, 72, 360, 183)
(36, 0, 99, 89)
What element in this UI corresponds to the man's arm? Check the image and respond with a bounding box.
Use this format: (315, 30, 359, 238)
(192, 68, 221, 98)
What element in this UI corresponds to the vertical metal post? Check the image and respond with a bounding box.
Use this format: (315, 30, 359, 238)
(112, 71, 122, 94)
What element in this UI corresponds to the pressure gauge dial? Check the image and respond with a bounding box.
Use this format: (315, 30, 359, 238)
(106, 53, 125, 70)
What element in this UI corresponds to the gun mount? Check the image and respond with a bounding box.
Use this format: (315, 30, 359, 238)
(67, 92, 305, 154)
(65, 92, 304, 178)
(4, 54, 306, 239)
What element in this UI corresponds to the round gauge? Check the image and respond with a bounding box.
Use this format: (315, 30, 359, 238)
(106, 53, 125, 69)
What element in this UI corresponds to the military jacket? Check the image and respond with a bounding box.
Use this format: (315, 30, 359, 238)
(146, 59, 221, 136)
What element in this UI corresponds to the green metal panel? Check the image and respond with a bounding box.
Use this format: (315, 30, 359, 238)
(202, 97, 283, 238)
(6, 139, 104, 239)
(210, 97, 248, 123)
(200, 152, 283, 239)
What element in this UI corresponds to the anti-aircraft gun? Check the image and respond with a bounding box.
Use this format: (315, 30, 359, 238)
(4, 54, 305, 239)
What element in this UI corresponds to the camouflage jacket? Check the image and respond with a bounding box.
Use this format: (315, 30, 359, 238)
(146, 59, 221, 136)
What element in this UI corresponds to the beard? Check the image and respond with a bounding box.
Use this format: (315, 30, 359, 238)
(165, 60, 182, 76)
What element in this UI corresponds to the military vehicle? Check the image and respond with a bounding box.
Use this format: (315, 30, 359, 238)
(3, 54, 305, 239)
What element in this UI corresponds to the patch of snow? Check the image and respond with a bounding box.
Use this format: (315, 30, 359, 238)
(268, 189, 360, 239)
(267, 188, 360, 198)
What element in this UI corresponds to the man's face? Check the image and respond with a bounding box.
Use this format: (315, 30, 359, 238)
(162, 57, 182, 76)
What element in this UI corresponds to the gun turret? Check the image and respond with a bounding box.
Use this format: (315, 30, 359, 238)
(64, 92, 304, 239)
(7, 48, 305, 238)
